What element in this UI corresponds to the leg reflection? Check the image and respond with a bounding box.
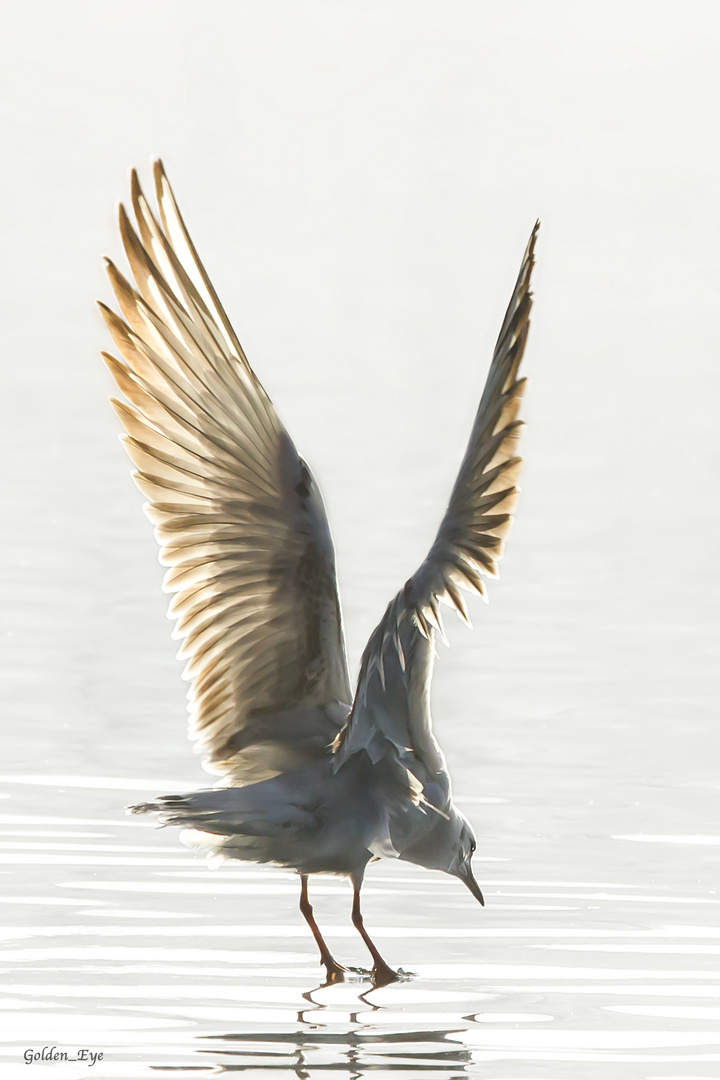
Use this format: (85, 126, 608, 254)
(198, 1023, 474, 1074)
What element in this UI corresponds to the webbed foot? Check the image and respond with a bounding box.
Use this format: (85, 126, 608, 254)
(370, 961, 404, 987)
(322, 960, 348, 984)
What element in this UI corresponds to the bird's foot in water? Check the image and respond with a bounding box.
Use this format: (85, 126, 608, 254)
(322, 960, 348, 984)
(322, 957, 413, 986)
(370, 962, 413, 987)
(323, 962, 374, 984)
(322, 959, 374, 983)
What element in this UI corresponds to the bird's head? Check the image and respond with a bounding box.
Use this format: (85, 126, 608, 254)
(398, 806, 484, 906)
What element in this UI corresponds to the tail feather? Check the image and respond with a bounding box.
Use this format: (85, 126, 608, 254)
(127, 781, 317, 836)
(128, 793, 213, 824)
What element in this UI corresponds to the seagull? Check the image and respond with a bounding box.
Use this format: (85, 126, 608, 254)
(100, 162, 538, 986)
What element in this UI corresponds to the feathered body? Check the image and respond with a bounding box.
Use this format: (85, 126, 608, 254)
(103, 162, 537, 982)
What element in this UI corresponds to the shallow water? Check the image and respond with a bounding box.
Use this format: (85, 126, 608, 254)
(1, 752, 719, 1080)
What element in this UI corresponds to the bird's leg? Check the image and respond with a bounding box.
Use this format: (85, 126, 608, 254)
(299, 874, 346, 983)
(350, 876, 400, 987)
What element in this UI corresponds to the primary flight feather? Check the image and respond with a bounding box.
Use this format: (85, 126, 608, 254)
(102, 162, 538, 985)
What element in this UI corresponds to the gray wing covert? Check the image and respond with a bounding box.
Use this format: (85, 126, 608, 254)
(101, 162, 351, 783)
(333, 224, 539, 799)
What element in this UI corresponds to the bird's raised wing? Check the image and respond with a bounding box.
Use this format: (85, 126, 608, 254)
(101, 162, 351, 783)
(333, 224, 538, 796)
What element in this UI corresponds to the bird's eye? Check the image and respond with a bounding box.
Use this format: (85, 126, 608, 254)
(469, 840, 476, 855)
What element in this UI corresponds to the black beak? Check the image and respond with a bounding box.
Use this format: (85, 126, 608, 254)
(458, 862, 485, 906)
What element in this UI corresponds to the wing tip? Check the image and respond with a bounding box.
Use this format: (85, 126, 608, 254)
(525, 219, 541, 275)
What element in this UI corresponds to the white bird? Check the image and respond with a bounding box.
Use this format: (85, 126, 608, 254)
(101, 162, 538, 986)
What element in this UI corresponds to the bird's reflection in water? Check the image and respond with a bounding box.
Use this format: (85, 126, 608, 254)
(199, 1025, 472, 1075)
(151, 986, 475, 1076)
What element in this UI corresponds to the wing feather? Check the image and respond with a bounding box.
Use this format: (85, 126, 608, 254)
(334, 224, 539, 789)
(102, 164, 352, 783)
